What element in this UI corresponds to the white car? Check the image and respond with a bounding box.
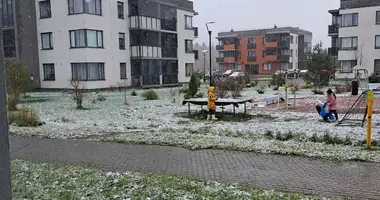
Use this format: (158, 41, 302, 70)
(229, 72, 245, 77)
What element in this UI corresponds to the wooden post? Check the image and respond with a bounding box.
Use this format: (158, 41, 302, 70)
(367, 91, 374, 148)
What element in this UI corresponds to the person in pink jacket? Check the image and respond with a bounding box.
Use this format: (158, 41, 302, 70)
(326, 88, 338, 121)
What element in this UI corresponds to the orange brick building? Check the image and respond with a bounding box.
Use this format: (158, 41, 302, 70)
(216, 26, 312, 77)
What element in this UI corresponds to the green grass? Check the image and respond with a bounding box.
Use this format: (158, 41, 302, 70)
(11, 159, 328, 200)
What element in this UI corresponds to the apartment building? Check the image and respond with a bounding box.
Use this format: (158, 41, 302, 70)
(329, 0, 380, 80)
(216, 27, 312, 76)
(1, 0, 198, 89)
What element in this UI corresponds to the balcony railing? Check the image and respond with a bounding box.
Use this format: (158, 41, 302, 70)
(216, 45, 224, 50)
(194, 27, 198, 38)
(247, 43, 256, 49)
(247, 56, 256, 62)
(328, 25, 339, 35)
(328, 47, 339, 56)
(278, 55, 290, 61)
(216, 57, 224, 63)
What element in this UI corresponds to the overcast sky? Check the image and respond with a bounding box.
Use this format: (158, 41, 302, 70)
(192, 0, 340, 48)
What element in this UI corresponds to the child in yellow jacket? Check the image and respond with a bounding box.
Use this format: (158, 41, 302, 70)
(207, 86, 217, 120)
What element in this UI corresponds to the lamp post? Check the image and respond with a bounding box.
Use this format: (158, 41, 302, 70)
(0, 25, 12, 200)
(202, 50, 208, 82)
(206, 21, 215, 86)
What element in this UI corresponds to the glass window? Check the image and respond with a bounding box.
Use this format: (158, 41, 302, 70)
(68, 0, 101, 15)
(119, 33, 125, 49)
(263, 63, 271, 71)
(70, 29, 103, 48)
(376, 36, 380, 49)
(248, 51, 256, 57)
(375, 60, 380, 74)
(248, 38, 256, 44)
(341, 13, 358, 27)
(245, 64, 259, 74)
(185, 15, 192, 29)
(185, 63, 193, 77)
(120, 63, 127, 79)
(71, 63, 105, 81)
(290, 36, 294, 44)
(340, 37, 357, 50)
(86, 30, 97, 47)
(185, 40, 193, 53)
(377, 11, 380, 25)
(340, 60, 357, 73)
(117, 1, 124, 19)
(41, 32, 53, 50)
(43, 63, 55, 81)
(39, 0, 51, 18)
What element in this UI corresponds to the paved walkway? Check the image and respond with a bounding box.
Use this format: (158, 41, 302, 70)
(9, 135, 380, 200)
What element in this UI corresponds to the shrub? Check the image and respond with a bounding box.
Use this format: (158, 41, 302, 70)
(256, 85, 265, 94)
(179, 87, 189, 94)
(335, 84, 351, 94)
(6, 60, 33, 111)
(142, 89, 159, 100)
(187, 74, 200, 98)
(369, 73, 380, 83)
(215, 78, 230, 98)
(194, 93, 204, 98)
(70, 78, 85, 109)
(96, 93, 106, 101)
(8, 108, 40, 127)
(264, 130, 274, 139)
(311, 90, 324, 95)
(131, 90, 137, 96)
(270, 73, 285, 88)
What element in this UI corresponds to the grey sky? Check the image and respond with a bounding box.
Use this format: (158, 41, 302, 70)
(192, 0, 340, 48)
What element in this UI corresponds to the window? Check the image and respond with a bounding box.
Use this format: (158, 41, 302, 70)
(245, 64, 259, 75)
(248, 51, 256, 57)
(290, 36, 294, 44)
(340, 60, 357, 73)
(235, 64, 241, 71)
(39, 0, 51, 18)
(341, 13, 358, 27)
(295, 36, 298, 44)
(119, 33, 125, 49)
(263, 63, 271, 71)
(295, 50, 298, 57)
(41, 32, 53, 50)
(377, 11, 380, 25)
(185, 63, 193, 77)
(71, 63, 105, 81)
(290, 49, 294, 57)
(340, 37, 357, 50)
(185, 40, 193, 53)
(70, 29, 103, 48)
(43, 64, 55, 81)
(375, 36, 380, 49)
(120, 63, 127, 79)
(248, 38, 256, 44)
(117, 1, 124, 19)
(68, 0, 101, 15)
(185, 15, 192, 29)
(375, 60, 380, 75)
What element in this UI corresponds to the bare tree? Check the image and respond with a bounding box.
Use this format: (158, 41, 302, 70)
(70, 78, 85, 109)
(118, 79, 128, 105)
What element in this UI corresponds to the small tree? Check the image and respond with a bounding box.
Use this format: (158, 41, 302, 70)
(187, 74, 199, 98)
(306, 41, 335, 90)
(70, 78, 85, 109)
(6, 60, 33, 111)
(270, 73, 285, 89)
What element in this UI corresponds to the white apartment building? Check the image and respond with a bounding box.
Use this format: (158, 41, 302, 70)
(330, 0, 380, 80)
(33, 0, 198, 89)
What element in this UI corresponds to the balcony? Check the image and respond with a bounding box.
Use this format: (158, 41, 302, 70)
(328, 25, 339, 35)
(328, 47, 339, 56)
(216, 45, 224, 50)
(216, 57, 224, 63)
(278, 55, 290, 61)
(193, 50, 199, 59)
(247, 56, 256, 62)
(247, 43, 256, 49)
(194, 27, 198, 38)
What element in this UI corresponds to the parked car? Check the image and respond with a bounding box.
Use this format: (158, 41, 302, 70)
(203, 71, 221, 81)
(229, 71, 245, 77)
(223, 70, 242, 77)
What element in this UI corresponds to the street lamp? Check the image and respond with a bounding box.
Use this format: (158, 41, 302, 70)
(206, 21, 215, 86)
(202, 50, 208, 82)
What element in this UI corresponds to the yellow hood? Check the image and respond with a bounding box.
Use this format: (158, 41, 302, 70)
(208, 86, 215, 93)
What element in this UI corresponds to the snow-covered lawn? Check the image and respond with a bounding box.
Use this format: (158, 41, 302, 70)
(9, 86, 380, 162)
(12, 159, 330, 200)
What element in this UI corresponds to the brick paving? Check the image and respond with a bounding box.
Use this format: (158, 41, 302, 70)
(9, 135, 380, 200)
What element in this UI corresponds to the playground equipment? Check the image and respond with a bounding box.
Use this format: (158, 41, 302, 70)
(336, 68, 369, 127)
(276, 86, 294, 110)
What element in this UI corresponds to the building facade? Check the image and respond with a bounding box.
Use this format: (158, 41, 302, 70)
(329, 0, 380, 79)
(1, 0, 197, 89)
(216, 27, 312, 76)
